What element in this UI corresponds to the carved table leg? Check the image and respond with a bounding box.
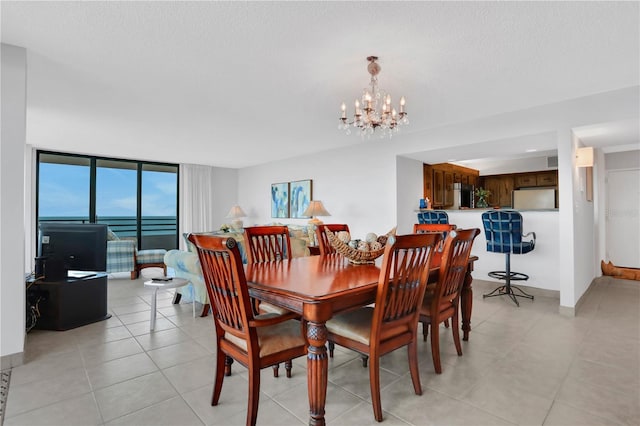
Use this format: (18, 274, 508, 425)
(461, 268, 473, 341)
(306, 321, 328, 426)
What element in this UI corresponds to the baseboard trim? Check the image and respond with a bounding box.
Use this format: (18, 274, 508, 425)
(558, 304, 576, 317)
(559, 277, 598, 317)
(0, 351, 24, 371)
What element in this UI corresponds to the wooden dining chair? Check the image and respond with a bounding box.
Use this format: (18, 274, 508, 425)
(188, 234, 307, 426)
(326, 233, 441, 422)
(244, 225, 295, 317)
(315, 224, 350, 255)
(414, 223, 458, 329)
(244, 225, 292, 264)
(413, 223, 456, 268)
(243, 225, 300, 377)
(419, 228, 480, 374)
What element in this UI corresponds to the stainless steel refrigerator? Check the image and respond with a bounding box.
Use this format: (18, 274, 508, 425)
(512, 188, 556, 210)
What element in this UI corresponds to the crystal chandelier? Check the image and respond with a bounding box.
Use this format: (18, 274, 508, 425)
(339, 56, 408, 138)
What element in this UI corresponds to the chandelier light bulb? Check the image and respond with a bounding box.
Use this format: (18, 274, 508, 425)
(338, 56, 408, 138)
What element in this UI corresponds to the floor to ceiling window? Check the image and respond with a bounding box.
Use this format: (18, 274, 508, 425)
(37, 152, 179, 250)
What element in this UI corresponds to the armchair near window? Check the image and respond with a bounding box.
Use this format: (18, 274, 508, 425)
(106, 239, 136, 279)
(106, 229, 167, 280)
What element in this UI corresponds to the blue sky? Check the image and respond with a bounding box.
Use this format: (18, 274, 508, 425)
(39, 163, 177, 217)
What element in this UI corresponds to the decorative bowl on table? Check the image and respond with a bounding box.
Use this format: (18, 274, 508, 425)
(324, 227, 396, 265)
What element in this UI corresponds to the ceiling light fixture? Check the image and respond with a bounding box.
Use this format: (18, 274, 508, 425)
(339, 56, 408, 138)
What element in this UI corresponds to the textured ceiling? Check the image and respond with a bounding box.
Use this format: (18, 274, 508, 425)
(2, 1, 639, 168)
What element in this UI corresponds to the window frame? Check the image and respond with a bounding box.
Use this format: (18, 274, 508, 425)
(36, 150, 179, 251)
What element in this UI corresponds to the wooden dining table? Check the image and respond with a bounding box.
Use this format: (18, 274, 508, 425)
(245, 253, 478, 426)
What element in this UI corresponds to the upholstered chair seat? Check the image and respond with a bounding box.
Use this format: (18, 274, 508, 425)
(224, 313, 306, 357)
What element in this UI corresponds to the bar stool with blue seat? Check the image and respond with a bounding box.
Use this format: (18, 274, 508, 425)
(481, 210, 535, 306)
(417, 210, 449, 225)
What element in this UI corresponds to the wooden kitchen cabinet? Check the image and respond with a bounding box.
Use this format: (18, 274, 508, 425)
(423, 162, 480, 208)
(433, 170, 444, 206)
(481, 175, 514, 207)
(423, 164, 433, 203)
(536, 171, 557, 186)
(444, 172, 454, 206)
(514, 171, 558, 188)
(515, 174, 537, 188)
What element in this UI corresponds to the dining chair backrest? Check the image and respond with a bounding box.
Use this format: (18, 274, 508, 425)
(244, 225, 292, 264)
(372, 233, 441, 341)
(481, 210, 535, 254)
(413, 223, 456, 267)
(188, 234, 257, 347)
(431, 228, 480, 311)
(316, 224, 350, 256)
(417, 210, 449, 224)
(413, 223, 456, 235)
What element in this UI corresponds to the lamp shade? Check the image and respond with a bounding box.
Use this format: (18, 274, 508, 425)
(302, 200, 331, 218)
(226, 205, 247, 219)
(576, 147, 594, 167)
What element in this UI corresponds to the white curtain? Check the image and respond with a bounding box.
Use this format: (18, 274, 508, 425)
(179, 164, 216, 249)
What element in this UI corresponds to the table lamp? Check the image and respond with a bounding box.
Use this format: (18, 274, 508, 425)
(226, 205, 247, 229)
(302, 200, 331, 225)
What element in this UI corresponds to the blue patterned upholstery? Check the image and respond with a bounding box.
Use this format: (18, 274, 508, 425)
(136, 249, 167, 265)
(481, 210, 535, 254)
(481, 210, 536, 305)
(106, 228, 167, 278)
(417, 210, 449, 224)
(106, 239, 136, 274)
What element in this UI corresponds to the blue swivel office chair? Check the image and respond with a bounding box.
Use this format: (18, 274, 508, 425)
(481, 210, 535, 306)
(417, 210, 449, 225)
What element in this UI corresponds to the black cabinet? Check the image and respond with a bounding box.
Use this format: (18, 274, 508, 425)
(31, 273, 110, 330)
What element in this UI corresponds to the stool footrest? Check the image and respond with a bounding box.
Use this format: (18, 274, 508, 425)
(488, 270, 529, 281)
(483, 284, 534, 306)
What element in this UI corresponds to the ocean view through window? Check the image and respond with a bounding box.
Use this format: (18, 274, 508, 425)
(38, 152, 179, 251)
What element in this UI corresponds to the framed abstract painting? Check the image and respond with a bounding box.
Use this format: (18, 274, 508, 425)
(271, 182, 289, 218)
(290, 179, 312, 218)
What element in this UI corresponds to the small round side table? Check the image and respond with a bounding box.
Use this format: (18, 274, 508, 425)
(144, 277, 191, 330)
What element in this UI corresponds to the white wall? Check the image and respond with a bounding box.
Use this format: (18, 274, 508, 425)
(210, 166, 239, 229)
(238, 140, 399, 239)
(396, 156, 424, 235)
(605, 150, 640, 170)
(570, 133, 597, 306)
(1, 44, 27, 366)
(476, 156, 557, 176)
(595, 148, 607, 272)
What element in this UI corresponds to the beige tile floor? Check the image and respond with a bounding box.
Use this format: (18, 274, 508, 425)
(4, 273, 639, 425)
